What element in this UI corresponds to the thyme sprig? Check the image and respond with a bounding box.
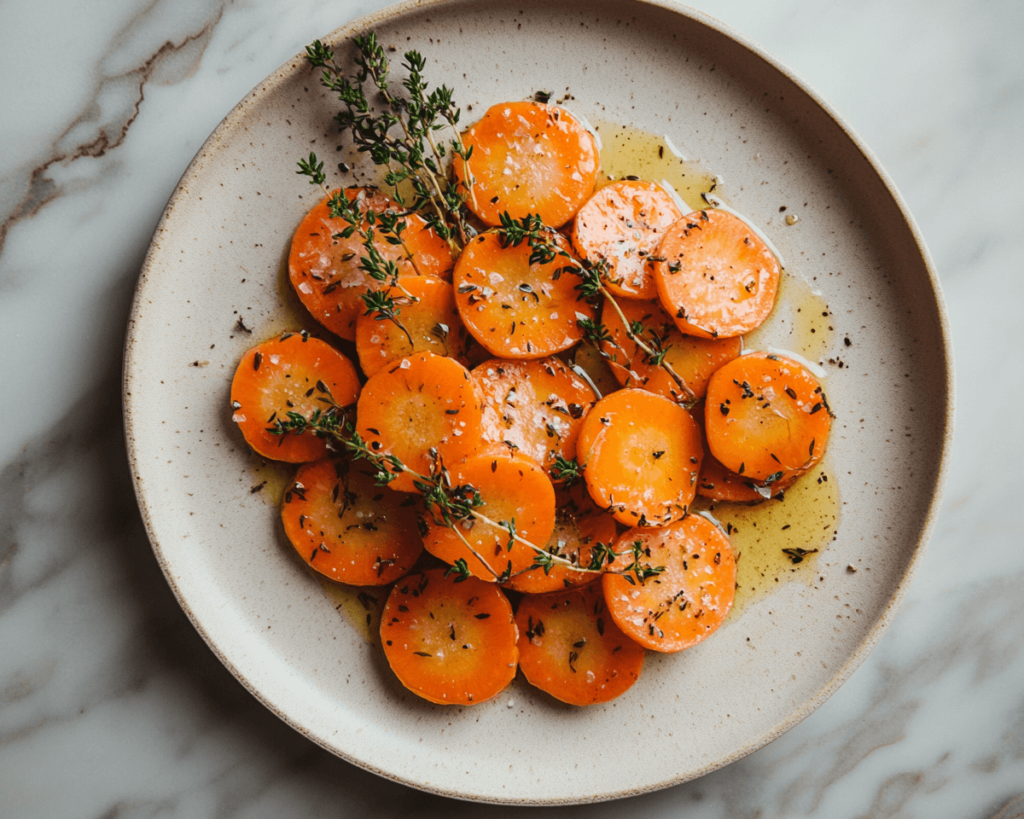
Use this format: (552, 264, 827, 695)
(267, 403, 661, 585)
(305, 35, 475, 254)
(497, 213, 697, 405)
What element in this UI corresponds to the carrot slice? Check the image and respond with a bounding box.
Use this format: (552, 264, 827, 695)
(280, 458, 422, 584)
(515, 582, 645, 705)
(356, 351, 483, 494)
(601, 296, 742, 402)
(506, 484, 617, 594)
(473, 357, 595, 477)
(380, 569, 518, 705)
(576, 388, 702, 527)
(653, 209, 780, 339)
(356, 275, 470, 377)
(603, 516, 736, 652)
(453, 231, 595, 359)
(230, 332, 360, 462)
(704, 352, 831, 484)
(572, 180, 684, 300)
(454, 101, 599, 228)
(422, 449, 556, 582)
(288, 187, 453, 340)
(692, 402, 794, 502)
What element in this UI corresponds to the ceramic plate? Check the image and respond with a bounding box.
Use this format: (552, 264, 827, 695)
(124, 0, 952, 804)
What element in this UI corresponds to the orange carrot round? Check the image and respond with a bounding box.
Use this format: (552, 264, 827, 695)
(572, 180, 683, 300)
(601, 296, 742, 403)
(455, 101, 599, 228)
(506, 485, 618, 594)
(603, 516, 736, 652)
(422, 449, 556, 582)
(576, 388, 703, 527)
(355, 275, 469, 377)
(288, 187, 453, 340)
(704, 352, 831, 484)
(515, 582, 645, 705)
(453, 231, 595, 359)
(473, 357, 595, 478)
(356, 351, 483, 494)
(230, 332, 360, 462)
(380, 569, 518, 705)
(280, 458, 422, 584)
(653, 209, 779, 339)
(692, 402, 794, 502)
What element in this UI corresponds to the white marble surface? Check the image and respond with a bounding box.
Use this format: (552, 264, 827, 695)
(1, 0, 1021, 815)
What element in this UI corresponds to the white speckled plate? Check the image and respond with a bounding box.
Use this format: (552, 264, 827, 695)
(123, 0, 953, 804)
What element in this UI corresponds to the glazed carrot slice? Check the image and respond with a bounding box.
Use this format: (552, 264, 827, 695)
(692, 402, 794, 502)
(506, 484, 617, 594)
(572, 180, 684, 300)
(603, 515, 736, 653)
(453, 231, 595, 359)
(473, 357, 595, 478)
(652, 209, 780, 339)
(516, 582, 645, 705)
(601, 297, 742, 403)
(356, 351, 483, 494)
(288, 187, 453, 340)
(230, 332, 360, 462)
(380, 569, 518, 705)
(280, 458, 422, 585)
(355, 275, 470, 377)
(576, 389, 703, 527)
(422, 449, 556, 582)
(454, 101, 599, 228)
(704, 352, 831, 484)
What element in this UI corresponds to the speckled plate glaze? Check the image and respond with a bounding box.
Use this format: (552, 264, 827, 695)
(124, 0, 953, 804)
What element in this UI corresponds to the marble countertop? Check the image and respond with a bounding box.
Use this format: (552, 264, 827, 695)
(2, 0, 1022, 816)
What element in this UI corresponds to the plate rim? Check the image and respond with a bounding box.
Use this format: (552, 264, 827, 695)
(123, 0, 955, 803)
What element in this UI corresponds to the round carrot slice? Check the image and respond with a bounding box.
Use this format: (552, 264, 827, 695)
(356, 351, 483, 494)
(280, 459, 422, 584)
(705, 352, 831, 484)
(692, 402, 794, 502)
(422, 449, 556, 582)
(380, 569, 518, 705)
(576, 389, 702, 527)
(516, 582, 645, 705)
(455, 101, 599, 228)
(356, 275, 470, 377)
(230, 332, 360, 462)
(572, 180, 684, 300)
(507, 485, 618, 594)
(453, 231, 595, 359)
(601, 297, 742, 403)
(288, 187, 453, 340)
(473, 357, 595, 477)
(603, 516, 736, 653)
(653, 209, 780, 339)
